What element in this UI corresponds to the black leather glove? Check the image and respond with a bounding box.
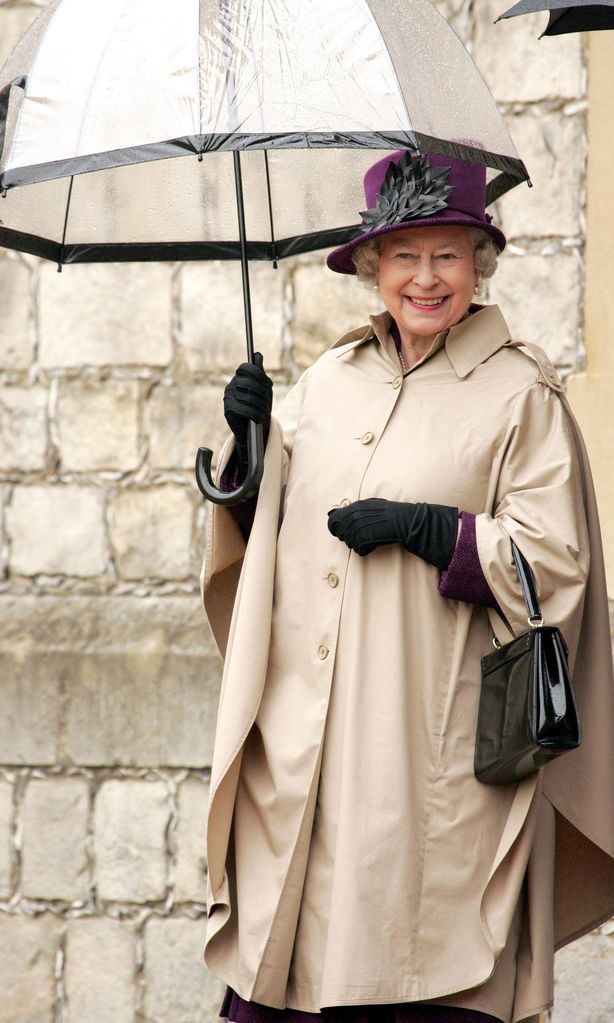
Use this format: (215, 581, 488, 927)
(327, 498, 458, 569)
(223, 352, 273, 474)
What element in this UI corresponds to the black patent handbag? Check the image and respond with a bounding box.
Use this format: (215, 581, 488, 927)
(474, 542, 581, 785)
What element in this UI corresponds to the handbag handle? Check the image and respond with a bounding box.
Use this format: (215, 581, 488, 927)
(511, 542, 543, 627)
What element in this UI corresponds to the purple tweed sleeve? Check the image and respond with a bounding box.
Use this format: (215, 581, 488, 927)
(438, 512, 499, 609)
(219, 455, 257, 541)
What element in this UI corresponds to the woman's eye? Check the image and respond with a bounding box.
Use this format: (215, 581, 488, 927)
(437, 253, 457, 261)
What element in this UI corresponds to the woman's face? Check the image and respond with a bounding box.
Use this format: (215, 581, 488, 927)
(376, 226, 479, 344)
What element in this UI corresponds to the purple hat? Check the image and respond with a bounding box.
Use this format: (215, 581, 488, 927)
(327, 150, 506, 275)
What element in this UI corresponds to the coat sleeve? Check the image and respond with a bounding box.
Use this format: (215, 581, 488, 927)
(474, 379, 590, 661)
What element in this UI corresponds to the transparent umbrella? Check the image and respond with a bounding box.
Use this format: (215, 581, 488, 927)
(0, 0, 529, 503)
(497, 0, 614, 35)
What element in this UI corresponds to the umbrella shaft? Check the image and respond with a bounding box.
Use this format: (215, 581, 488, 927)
(233, 151, 255, 362)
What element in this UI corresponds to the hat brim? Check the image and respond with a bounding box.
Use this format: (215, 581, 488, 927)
(326, 213, 507, 275)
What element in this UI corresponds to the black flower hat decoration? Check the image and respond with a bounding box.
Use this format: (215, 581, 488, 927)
(359, 152, 454, 234)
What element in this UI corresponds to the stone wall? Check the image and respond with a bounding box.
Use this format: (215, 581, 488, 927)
(0, 2, 611, 1022)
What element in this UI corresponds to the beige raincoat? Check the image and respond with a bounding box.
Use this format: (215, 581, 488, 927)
(202, 305, 614, 1023)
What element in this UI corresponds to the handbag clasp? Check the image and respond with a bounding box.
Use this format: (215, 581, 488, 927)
(528, 615, 544, 628)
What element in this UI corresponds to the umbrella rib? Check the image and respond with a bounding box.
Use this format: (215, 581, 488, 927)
(264, 151, 278, 268)
(59, 174, 74, 270)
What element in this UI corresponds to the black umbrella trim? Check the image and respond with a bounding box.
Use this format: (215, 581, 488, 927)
(0, 222, 370, 264)
(546, 6, 614, 33)
(0, 130, 529, 192)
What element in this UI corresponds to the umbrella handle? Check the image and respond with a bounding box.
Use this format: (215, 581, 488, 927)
(195, 419, 264, 506)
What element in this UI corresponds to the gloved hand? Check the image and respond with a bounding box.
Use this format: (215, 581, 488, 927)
(223, 352, 273, 474)
(327, 498, 458, 570)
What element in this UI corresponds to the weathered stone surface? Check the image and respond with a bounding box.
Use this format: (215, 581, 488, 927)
(144, 917, 225, 1023)
(486, 252, 581, 372)
(0, 780, 13, 898)
(291, 264, 382, 370)
(147, 383, 227, 470)
(21, 776, 89, 901)
(0, 597, 62, 765)
(109, 486, 194, 580)
(57, 378, 140, 472)
(432, 0, 472, 38)
(0, 915, 60, 1023)
(0, 385, 47, 471)
(94, 780, 169, 902)
(39, 263, 173, 368)
(553, 932, 614, 1022)
(496, 113, 584, 239)
(0, 596, 221, 768)
(0, 259, 33, 370)
(0, 7, 41, 69)
(65, 918, 136, 1023)
(175, 779, 209, 903)
(6, 485, 106, 577)
(179, 261, 285, 372)
(474, 2, 584, 103)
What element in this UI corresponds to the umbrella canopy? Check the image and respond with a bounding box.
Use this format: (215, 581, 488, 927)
(0, 0, 528, 266)
(497, 0, 614, 35)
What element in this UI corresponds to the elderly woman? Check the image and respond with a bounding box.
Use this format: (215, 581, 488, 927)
(202, 151, 614, 1023)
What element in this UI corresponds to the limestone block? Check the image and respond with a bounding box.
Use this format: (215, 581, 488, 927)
(175, 779, 209, 903)
(0, 915, 60, 1023)
(0, 597, 62, 765)
(473, 2, 584, 103)
(147, 382, 227, 470)
(495, 113, 584, 239)
(109, 486, 194, 580)
(57, 378, 140, 472)
(144, 917, 225, 1023)
(179, 261, 284, 372)
(552, 932, 614, 1022)
(21, 776, 89, 901)
(431, 0, 472, 39)
(291, 264, 382, 370)
(0, 595, 221, 768)
(65, 918, 136, 1023)
(0, 594, 222, 768)
(0, 780, 13, 898)
(0, 8, 42, 69)
(39, 263, 173, 368)
(94, 780, 169, 902)
(486, 252, 581, 372)
(0, 386, 48, 471)
(0, 259, 33, 370)
(6, 485, 106, 577)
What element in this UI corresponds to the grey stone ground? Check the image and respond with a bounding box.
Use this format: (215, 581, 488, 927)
(0, 1, 611, 1021)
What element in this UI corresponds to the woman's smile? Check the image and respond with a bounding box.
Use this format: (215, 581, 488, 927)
(377, 226, 479, 361)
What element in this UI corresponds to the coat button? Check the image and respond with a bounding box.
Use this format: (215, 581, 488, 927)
(361, 432, 374, 445)
(318, 644, 329, 660)
(327, 572, 339, 588)
(392, 375, 402, 389)
(340, 498, 351, 507)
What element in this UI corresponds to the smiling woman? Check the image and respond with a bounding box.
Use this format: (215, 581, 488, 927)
(371, 226, 481, 368)
(203, 149, 614, 1023)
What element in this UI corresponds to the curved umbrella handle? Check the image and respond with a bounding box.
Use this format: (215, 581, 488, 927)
(195, 419, 264, 506)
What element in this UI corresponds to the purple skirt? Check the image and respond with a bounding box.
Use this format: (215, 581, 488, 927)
(220, 989, 503, 1023)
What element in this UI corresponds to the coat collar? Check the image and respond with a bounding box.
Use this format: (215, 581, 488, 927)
(332, 305, 512, 379)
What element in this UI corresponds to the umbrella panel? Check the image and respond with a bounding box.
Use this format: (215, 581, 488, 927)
(0, 147, 518, 265)
(498, 1, 614, 34)
(547, 5, 614, 32)
(0, 0, 527, 196)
